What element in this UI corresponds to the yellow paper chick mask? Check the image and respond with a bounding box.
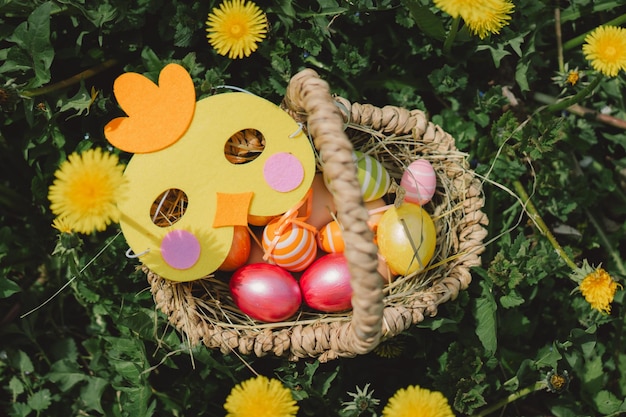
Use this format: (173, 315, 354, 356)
(106, 64, 316, 282)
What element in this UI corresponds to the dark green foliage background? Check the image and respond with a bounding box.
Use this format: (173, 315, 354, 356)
(1, 1, 626, 416)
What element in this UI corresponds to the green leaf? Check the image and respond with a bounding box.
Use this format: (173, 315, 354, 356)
(594, 390, 624, 414)
(8, 376, 25, 400)
(569, 327, 597, 358)
(535, 342, 562, 369)
(117, 385, 156, 417)
(0, 276, 21, 298)
(80, 377, 109, 414)
(3, 2, 55, 88)
(27, 389, 52, 412)
(9, 402, 32, 417)
(474, 279, 497, 355)
(47, 359, 87, 391)
(402, 0, 446, 41)
(57, 83, 99, 119)
(499, 292, 525, 309)
(476, 44, 511, 68)
(12, 350, 34, 374)
(515, 60, 531, 92)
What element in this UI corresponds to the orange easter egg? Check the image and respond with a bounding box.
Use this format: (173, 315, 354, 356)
(365, 198, 389, 232)
(377, 253, 397, 285)
(246, 228, 267, 265)
(219, 226, 251, 271)
(307, 173, 336, 229)
(262, 218, 318, 272)
(248, 213, 277, 226)
(317, 220, 345, 253)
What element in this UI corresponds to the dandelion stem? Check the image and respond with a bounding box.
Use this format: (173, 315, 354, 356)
(475, 381, 546, 417)
(512, 180, 578, 271)
(21, 58, 120, 98)
(544, 73, 603, 113)
(554, 7, 564, 73)
(443, 17, 461, 55)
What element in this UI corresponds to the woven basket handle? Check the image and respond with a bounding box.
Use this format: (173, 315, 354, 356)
(283, 69, 384, 354)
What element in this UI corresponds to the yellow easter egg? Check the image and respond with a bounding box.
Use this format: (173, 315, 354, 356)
(377, 202, 436, 276)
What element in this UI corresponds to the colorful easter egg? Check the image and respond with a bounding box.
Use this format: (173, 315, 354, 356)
(377, 253, 397, 285)
(300, 253, 352, 312)
(400, 159, 437, 205)
(218, 225, 251, 271)
(230, 263, 302, 322)
(365, 198, 390, 233)
(307, 173, 336, 229)
(317, 220, 345, 253)
(354, 151, 391, 202)
(377, 202, 436, 275)
(262, 218, 318, 272)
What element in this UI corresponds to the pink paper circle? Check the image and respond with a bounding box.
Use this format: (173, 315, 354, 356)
(263, 152, 304, 192)
(160, 229, 201, 270)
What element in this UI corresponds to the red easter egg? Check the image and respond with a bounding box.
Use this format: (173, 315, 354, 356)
(262, 218, 317, 272)
(219, 225, 251, 271)
(400, 159, 437, 205)
(317, 220, 345, 253)
(229, 263, 302, 322)
(300, 253, 352, 312)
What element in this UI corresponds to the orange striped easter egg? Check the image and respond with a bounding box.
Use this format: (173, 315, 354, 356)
(262, 218, 318, 272)
(317, 220, 345, 253)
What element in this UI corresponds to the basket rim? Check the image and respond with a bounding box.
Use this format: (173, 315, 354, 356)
(146, 68, 489, 362)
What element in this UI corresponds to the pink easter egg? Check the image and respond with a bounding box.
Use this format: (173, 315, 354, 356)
(300, 253, 352, 312)
(230, 263, 302, 322)
(262, 218, 318, 272)
(400, 159, 437, 205)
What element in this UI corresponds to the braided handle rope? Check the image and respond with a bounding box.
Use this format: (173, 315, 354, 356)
(282, 69, 385, 356)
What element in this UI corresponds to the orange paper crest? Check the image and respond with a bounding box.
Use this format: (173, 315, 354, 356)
(104, 63, 196, 154)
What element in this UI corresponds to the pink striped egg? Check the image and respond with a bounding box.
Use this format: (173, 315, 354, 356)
(400, 159, 437, 205)
(262, 218, 318, 272)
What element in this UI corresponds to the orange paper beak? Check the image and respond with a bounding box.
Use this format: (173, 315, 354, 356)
(213, 192, 254, 228)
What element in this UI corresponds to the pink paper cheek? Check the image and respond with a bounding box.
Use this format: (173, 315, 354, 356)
(263, 153, 304, 192)
(160, 229, 201, 270)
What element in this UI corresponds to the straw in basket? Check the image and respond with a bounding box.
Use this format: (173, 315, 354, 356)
(146, 69, 489, 362)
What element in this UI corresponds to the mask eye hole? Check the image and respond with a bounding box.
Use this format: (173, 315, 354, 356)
(224, 128, 265, 164)
(150, 188, 188, 227)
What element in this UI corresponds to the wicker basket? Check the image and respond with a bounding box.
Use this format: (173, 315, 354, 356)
(146, 69, 488, 362)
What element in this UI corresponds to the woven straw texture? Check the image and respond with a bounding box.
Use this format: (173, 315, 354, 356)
(146, 69, 489, 362)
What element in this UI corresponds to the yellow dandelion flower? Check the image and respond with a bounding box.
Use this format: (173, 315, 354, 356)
(582, 25, 626, 77)
(579, 267, 621, 314)
(224, 375, 298, 417)
(382, 385, 455, 417)
(52, 217, 74, 234)
(48, 148, 126, 235)
(434, 0, 514, 39)
(566, 70, 580, 86)
(206, 0, 267, 59)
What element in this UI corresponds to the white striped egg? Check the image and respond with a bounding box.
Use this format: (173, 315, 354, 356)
(262, 218, 318, 272)
(400, 159, 437, 205)
(354, 151, 391, 202)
